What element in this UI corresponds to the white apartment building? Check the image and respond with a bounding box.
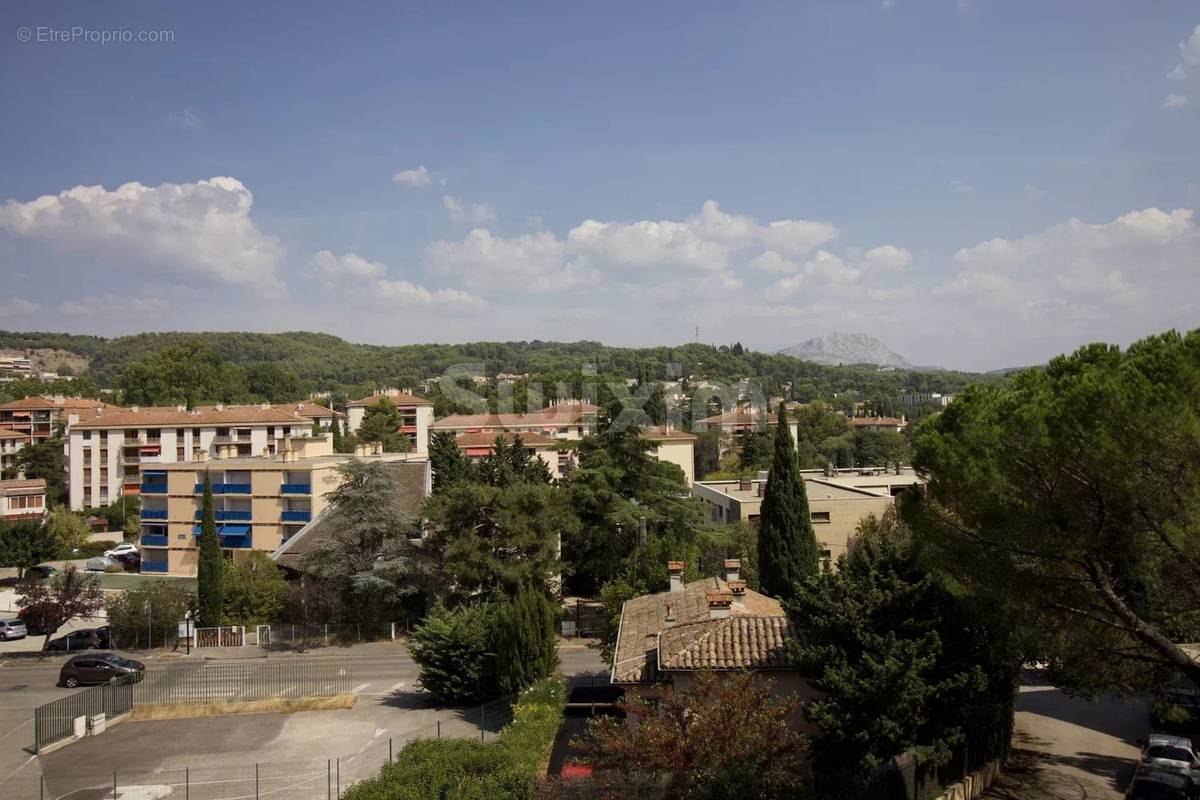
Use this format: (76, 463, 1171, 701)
(897, 392, 954, 407)
(345, 389, 434, 455)
(68, 404, 324, 510)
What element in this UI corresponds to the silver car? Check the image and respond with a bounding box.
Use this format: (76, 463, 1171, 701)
(0, 619, 28, 641)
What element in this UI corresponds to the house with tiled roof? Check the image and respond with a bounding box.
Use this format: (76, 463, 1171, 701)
(847, 415, 908, 433)
(0, 478, 46, 522)
(611, 560, 816, 728)
(0, 395, 122, 445)
(345, 389, 434, 455)
(697, 407, 801, 459)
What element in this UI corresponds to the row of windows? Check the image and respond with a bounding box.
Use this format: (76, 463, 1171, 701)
(83, 426, 305, 441)
(8, 495, 44, 509)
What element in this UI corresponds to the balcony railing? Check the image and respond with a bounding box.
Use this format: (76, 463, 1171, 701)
(141, 510, 168, 520)
(194, 483, 252, 495)
(193, 510, 252, 521)
(140, 534, 168, 547)
(280, 483, 311, 494)
(142, 561, 169, 573)
(140, 483, 168, 494)
(281, 510, 311, 523)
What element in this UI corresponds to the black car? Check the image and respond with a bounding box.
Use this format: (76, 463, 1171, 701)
(1125, 765, 1195, 799)
(24, 565, 58, 580)
(58, 653, 144, 688)
(45, 627, 112, 652)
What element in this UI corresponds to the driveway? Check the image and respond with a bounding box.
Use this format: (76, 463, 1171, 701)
(984, 684, 1148, 799)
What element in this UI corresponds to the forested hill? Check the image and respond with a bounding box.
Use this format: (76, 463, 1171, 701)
(0, 329, 990, 402)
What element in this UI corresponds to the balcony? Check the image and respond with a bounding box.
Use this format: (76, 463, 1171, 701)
(140, 534, 168, 547)
(193, 510, 252, 521)
(140, 483, 167, 494)
(142, 561, 169, 573)
(194, 483, 252, 495)
(141, 510, 168, 520)
(192, 524, 252, 549)
(280, 483, 311, 495)
(281, 510, 311, 523)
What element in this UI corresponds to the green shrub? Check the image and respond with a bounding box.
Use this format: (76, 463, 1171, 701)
(73, 541, 112, 558)
(493, 588, 559, 699)
(342, 678, 565, 800)
(410, 603, 496, 704)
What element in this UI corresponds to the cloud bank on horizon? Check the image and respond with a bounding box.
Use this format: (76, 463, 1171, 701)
(0, 2, 1197, 371)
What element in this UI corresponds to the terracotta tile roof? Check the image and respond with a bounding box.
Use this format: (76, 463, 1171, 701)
(611, 576, 786, 684)
(0, 396, 121, 415)
(848, 416, 907, 428)
(0, 478, 46, 496)
(641, 426, 697, 442)
(432, 404, 600, 431)
(699, 410, 780, 427)
(282, 402, 342, 419)
(347, 391, 432, 408)
(72, 405, 311, 430)
(453, 430, 557, 449)
(272, 460, 430, 571)
(657, 615, 798, 671)
(0, 429, 25, 440)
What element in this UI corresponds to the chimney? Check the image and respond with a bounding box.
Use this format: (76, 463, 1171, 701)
(176, 404, 186, 412)
(723, 559, 741, 583)
(739, 476, 752, 492)
(664, 602, 676, 623)
(727, 581, 747, 609)
(130, 405, 139, 413)
(215, 403, 224, 411)
(667, 561, 685, 593)
(707, 591, 733, 620)
(756, 482, 765, 498)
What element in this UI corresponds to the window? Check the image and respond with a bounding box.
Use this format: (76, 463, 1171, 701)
(811, 511, 831, 523)
(820, 549, 832, 569)
(83, 431, 91, 441)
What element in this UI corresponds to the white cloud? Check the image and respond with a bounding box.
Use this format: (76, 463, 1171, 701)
(760, 218, 840, 255)
(392, 166, 434, 187)
(773, 250, 863, 295)
(443, 195, 498, 225)
(1169, 24, 1200, 79)
(0, 177, 285, 297)
(310, 250, 386, 279)
(0, 297, 39, 316)
(861, 245, 913, 271)
(748, 250, 799, 273)
(309, 249, 484, 310)
(426, 229, 598, 292)
(60, 294, 166, 316)
(1164, 93, 1188, 109)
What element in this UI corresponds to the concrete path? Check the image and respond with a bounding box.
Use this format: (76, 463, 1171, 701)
(984, 684, 1148, 799)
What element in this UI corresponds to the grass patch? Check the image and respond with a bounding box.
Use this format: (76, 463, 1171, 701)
(130, 693, 356, 720)
(94, 572, 197, 591)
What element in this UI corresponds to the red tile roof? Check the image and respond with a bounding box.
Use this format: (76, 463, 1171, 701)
(72, 405, 311, 430)
(847, 416, 908, 428)
(0, 478, 46, 496)
(698, 410, 780, 427)
(453, 430, 557, 449)
(0, 396, 121, 415)
(347, 391, 432, 408)
(641, 426, 696, 441)
(432, 403, 599, 431)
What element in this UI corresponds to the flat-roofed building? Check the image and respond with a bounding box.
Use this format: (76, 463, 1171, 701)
(67, 404, 323, 510)
(0, 478, 46, 522)
(345, 389, 433, 455)
(138, 433, 425, 576)
(692, 468, 924, 565)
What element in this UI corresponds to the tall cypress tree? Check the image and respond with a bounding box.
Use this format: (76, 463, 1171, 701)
(757, 407, 820, 601)
(196, 471, 224, 627)
(331, 415, 345, 453)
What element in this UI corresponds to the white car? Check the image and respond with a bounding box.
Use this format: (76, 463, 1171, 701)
(1140, 733, 1200, 776)
(104, 543, 139, 559)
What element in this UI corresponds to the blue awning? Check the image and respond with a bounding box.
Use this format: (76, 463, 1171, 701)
(220, 524, 251, 536)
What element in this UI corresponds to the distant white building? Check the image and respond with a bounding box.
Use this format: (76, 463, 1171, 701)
(897, 392, 954, 407)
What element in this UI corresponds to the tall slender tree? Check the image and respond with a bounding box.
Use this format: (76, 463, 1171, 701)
(757, 407, 819, 601)
(196, 471, 224, 627)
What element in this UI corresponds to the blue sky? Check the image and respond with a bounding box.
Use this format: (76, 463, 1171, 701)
(1, 1, 1198, 370)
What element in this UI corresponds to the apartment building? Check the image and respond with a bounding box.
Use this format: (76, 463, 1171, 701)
(139, 434, 420, 575)
(0, 429, 25, 475)
(897, 392, 954, 408)
(0, 355, 33, 377)
(848, 415, 908, 433)
(0, 478, 46, 522)
(67, 404, 322, 510)
(0, 395, 120, 445)
(697, 409, 801, 456)
(431, 401, 600, 442)
(454, 430, 569, 478)
(692, 468, 924, 565)
(642, 426, 697, 485)
(345, 389, 433, 455)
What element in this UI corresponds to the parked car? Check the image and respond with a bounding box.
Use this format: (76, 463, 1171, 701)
(24, 565, 58, 580)
(1141, 733, 1200, 776)
(0, 619, 27, 641)
(46, 628, 112, 652)
(1125, 765, 1194, 799)
(112, 551, 141, 570)
(85, 556, 121, 572)
(58, 654, 145, 688)
(104, 543, 138, 560)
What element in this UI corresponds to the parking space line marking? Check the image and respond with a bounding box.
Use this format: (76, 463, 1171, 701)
(353, 682, 370, 693)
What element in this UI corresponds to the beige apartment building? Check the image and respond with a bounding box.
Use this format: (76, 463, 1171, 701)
(138, 434, 419, 575)
(345, 389, 433, 455)
(0, 429, 25, 475)
(431, 400, 600, 442)
(692, 468, 925, 565)
(67, 404, 331, 510)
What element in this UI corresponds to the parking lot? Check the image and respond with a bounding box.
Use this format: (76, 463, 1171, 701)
(0, 642, 608, 799)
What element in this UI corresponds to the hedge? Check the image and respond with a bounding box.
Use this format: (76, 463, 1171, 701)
(342, 678, 566, 800)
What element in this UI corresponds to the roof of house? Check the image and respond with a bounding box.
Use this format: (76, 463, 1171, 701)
(271, 460, 430, 571)
(0, 478, 47, 497)
(0, 429, 26, 440)
(847, 416, 908, 428)
(611, 576, 788, 684)
(0, 396, 121, 415)
(657, 615, 797, 671)
(698, 410, 781, 427)
(454, 430, 558, 449)
(72, 405, 312, 430)
(283, 402, 342, 419)
(432, 403, 600, 431)
(641, 426, 697, 442)
(347, 391, 432, 408)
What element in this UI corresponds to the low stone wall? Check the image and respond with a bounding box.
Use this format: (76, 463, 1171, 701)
(935, 759, 1000, 800)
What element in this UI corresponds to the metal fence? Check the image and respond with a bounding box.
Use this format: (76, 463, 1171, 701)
(32, 660, 353, 752)
(33, 680, 134, 755)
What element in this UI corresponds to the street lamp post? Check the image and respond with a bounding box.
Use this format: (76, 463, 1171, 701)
(143, 600, 151, 650)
